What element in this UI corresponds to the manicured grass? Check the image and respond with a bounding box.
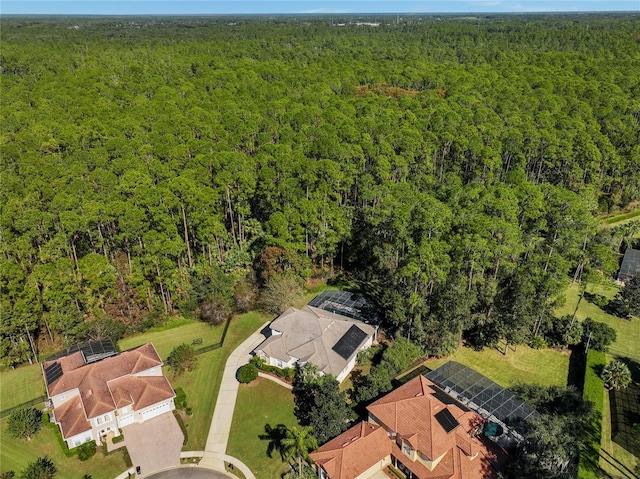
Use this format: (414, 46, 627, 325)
(0, 417, 126, 478)
(425, 344, 570, 388)
(557, 283, 640, 362)
(579, 349, 605, 479)
(118, 318, 225, 361)
(0, 363, 47, 410)
(227, 378, 298, 479)
(171, 311, 271, 451)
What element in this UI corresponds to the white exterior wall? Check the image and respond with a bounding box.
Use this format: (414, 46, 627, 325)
(65, 429, 93, 449)
(268, 356, 296, 369)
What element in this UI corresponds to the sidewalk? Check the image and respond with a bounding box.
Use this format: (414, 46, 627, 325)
(198, 323, 270, 476)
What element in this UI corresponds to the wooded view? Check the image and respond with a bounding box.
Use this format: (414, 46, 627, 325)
(1, 14, 639, 367)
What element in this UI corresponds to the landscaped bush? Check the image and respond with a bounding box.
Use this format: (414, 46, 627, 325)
(112, 432, 125, 444)
(250, 356, 295, 380)
(237, 363, 258, 383)
(173, 410, 188, 446)
(529, 335, 548, 350)
(77, 440, 97, 461)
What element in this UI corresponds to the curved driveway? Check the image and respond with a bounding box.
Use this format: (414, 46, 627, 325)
(146, 468, 232, 479)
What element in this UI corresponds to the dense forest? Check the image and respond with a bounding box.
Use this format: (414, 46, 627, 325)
(1, 14, 639, 366)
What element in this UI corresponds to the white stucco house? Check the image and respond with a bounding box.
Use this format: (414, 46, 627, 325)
(42, 342, 175, 448)
(253, 305, 377, 383)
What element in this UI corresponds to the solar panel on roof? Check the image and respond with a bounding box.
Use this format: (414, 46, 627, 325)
(435, 408, 460, 433)
(80, 340, 117, 364)
(332, 324, 369, 360)
(45, 362, 63, 385)
(426, 361, 539, 436)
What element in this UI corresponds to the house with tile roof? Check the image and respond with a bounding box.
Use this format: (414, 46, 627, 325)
(310, 375, 506, 479)
(253, 305, 377, 383)
(42, 343, 176, 448)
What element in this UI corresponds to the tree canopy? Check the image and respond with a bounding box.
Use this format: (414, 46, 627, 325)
(1, 14, 638, 361)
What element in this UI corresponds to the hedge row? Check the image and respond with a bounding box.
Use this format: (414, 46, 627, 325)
(578, 349, 605, 479)
(250, 357, 295, 380)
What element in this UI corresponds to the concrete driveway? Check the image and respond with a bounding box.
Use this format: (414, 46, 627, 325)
(122, 412, 184, 476)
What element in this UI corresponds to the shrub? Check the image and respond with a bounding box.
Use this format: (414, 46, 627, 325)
(172, 410, 188, 446)
(529, 335, 548, 350)
(174, 387, 187, 410)
(237, 363, 258, 383)
(601, 360, 632, 391)
(582, 318, 616, 352)
(112, 433, 125, 444)
(166, 344, 197, 376)
(77, 441, 96, 461)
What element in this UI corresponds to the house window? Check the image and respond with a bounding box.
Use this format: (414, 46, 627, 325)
(74, 439, 82, 447)
(97, 417, 103, 425)
(103, 414, 110, 422)
(403, 442, 413, 457)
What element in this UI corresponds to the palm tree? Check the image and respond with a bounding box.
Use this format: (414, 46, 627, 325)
(601, 360, 632, 391)
(281, 426, 318, 477)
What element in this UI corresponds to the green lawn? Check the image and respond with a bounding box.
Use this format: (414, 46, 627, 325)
(1, 364, 47, 411)
(227, 378, 298, 479)
(424, 344, 570, 388)
(0, 418, 126, 478)
(557, 283, 640, 362)
(118, 317, 226, 360)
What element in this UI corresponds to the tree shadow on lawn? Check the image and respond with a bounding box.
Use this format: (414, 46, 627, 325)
(567, 346, 587, 392)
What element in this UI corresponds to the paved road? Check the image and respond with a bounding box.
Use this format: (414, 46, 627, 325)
(146, 468, 232, 479)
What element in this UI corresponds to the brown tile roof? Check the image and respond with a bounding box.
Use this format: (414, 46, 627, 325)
(53, 394, 91, 440)
(365, 376, 505, 479)
(309, 422, 391, 479)
(108, 375, 175, 411)
(367, 376, 484, 461)
(43, 343, 164, 419)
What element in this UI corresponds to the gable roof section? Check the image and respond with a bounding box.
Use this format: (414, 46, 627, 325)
(253, 305, 376, 377)
(108, 375, 175, 411)
(43, 343, 164, 418)
(619, 248, 640, 282)
(54, 394, 91, 440)
(309, 422, 391, 479)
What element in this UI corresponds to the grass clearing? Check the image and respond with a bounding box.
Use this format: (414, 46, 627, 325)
(602, 209, 640, 226)
(557, 283, 640, 362)
(118, 318, 225, 360)
(0, 364, 47, 410)
(227, 378, 298, 479)
(424, 344, 570, 388)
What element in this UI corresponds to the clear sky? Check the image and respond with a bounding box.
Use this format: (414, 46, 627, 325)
(1, 0, 638, 15)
